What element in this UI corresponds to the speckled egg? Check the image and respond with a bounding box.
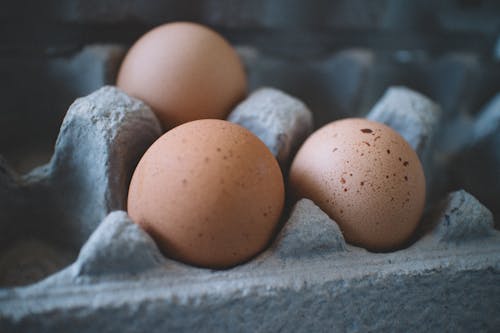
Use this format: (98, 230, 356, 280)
(117, 22, 247, 130)
(289, 118, 426, 251)
(127, 119, 284, 268)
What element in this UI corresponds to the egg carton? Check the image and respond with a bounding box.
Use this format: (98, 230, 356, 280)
(1, 77, 499, 332)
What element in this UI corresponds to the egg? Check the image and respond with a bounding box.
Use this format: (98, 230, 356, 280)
(289, 118, 426, 251)
(127, 119, 284, 268)
(116, 22, 247, 130)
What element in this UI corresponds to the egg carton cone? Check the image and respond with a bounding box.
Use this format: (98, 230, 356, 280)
(1, 81, 499, 333)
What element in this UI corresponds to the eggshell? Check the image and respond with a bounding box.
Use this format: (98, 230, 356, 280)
(117, 22, 247, 130)
(127, 119, 284, 268)
(289, 118, 426, 251)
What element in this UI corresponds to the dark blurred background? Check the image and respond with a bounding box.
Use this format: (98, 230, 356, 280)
(1, 0, 499, 173)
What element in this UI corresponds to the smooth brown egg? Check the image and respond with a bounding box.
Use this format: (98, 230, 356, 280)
(289, 118, 426, 251)
(127, 119, 284, 268)
(117, 22, 247, 130)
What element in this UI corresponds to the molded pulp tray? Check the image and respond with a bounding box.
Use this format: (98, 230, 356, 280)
(1, 15, 500, 333)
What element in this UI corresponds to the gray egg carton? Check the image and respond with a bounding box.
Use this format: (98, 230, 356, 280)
(1, 82, 499, 332)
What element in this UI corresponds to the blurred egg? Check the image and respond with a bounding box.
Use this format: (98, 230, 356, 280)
(117, 22, 247, 130)
(289, 118, 426, 251)
(127, 119, 284, 268)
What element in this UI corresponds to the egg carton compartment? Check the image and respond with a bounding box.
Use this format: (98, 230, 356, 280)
(2, 7, 500, 331)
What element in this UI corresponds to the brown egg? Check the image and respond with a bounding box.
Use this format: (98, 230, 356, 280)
(127, 119, 284, 268)
(289, 118, 426, 251)
(117, 22, 247, 130)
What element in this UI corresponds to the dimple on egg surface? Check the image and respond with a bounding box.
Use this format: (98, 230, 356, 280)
(127, 119, 284, 268)
(289, 118, 426, 251)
